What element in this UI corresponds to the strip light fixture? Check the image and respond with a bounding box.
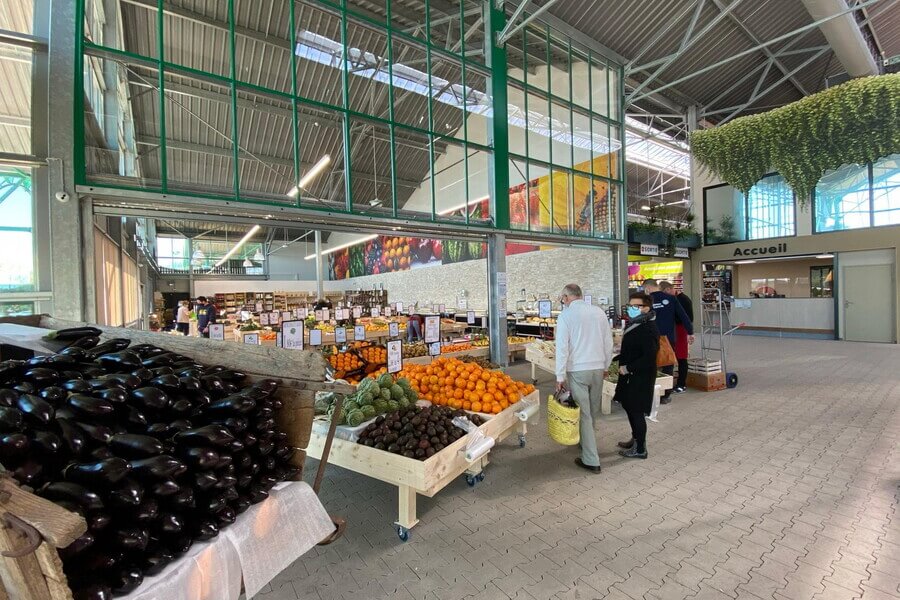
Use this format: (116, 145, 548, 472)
(288, 154, 332, 197)
(211, 225, 261, 269)
(304, 234, 378, 260)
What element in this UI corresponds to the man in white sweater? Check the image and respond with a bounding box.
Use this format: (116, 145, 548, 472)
(555, 284, 614, 473)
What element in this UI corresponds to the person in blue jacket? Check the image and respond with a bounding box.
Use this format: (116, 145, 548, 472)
(641, 279, 693, 404)
(196, 296, 217, 338)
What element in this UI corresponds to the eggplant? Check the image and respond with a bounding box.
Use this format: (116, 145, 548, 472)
(141, 353, 176, 368)
(41, 482, 104, 510)
(214, 474, 238, 489)
(110, 567, 144, 595)
(68, 394, 115, 419)
(39, 385, 66, 404)
(0, 360, 25, 382)
(132, 498, 160, 523)
(0, 432, 29, 459)
(179, 376, 201, 390)
(256, 440, 275, 456)
(130, 387, 170, 411)
(59, 345, 90, 358)
(219, 369, 247, 383)
(71, 584, 112, 600)
(84, 338, 131, 359)
(150, 374, 180, 389)
(23, 367, 59, 386)
(94, 387, 127, 403)
(143, 548, 174, 575)
(221, 486, 239, 502)
(175, 425, 236, 448)
(130, 344, 167, 358)
(130, 455, 187, 479)
(73, 421, 114, 444)
(168, 398, 193, 415)
(232, 496, 251, 514)
(206, 395, 257, 416)
(200, 375, 225, 395)
(167, 534, 193, 555)
(257, 473, 279, 491)
(151, 479, 181, 497)
(62, 379, 92, 393)
(214, 453, 233, 470)
(178, 446, 220, 470)
(193, 472, 218, 491)
(0, 406, 24, 432)
(95, 373, 142, 390)
(12, 382, 34, 394)
(191, 519, 219, 541)
(86, 511, 112, 532)
(236, 473, 253, 489)
(210, 416, 247, 434)
(177, 367, 202, 379)
(251, 379, 279, 396)
(55, 407, 78, 421)
(108, 478, 143, 507)
(150, 366, 175, 376)
(57, 419, 86, 456)
(72, 550, 122, 571)
(0, 389, 17, 408)
(261, 455, 277, 472)
(12, 460, 44, 486)
(112, 526, 149, 551)
(131, 367, 154, 382)
(247, 485, 269, 504)
(158, 512, 184, 534)
(96, 351, 142, 372)
(254, 417, 276, 432)
(256, 406, 274, 419)
(122, 406, 148, 429)
(64, 458, 131, 487)
(166, 487, 195, 509)
(215, 506, 237, 526)
(46, 326, 103, 341)
(108, 434, 163, 459)
(59, 531, 95, 559)
(89, 447, 114, 461)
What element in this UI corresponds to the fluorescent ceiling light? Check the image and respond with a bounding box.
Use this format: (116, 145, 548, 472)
(640, 205, 651, 211)
(252, 248, 265, 261)
(212, 225, 261, 268)
(815, 254, 834, 259)
(437, 196, 489, 216)
(304, 234, 378, 260)
(734, 260, 756, 264)
(288, 154, 331, 197)
(242, 258, 254, 267)
(191, 248, 204, 259)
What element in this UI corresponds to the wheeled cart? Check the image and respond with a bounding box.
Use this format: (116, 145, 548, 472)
(305, 390, 538, 541)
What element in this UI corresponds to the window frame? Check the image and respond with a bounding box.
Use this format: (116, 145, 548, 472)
(812, 155, 900, 234)
(702, 172, 798, 246)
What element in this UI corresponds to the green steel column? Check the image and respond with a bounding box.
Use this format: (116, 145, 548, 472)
(486, 2, 509, 230)
(228, 0, 240, 201)
(289, 0, 301, 206)
(157, 0, 167, 192)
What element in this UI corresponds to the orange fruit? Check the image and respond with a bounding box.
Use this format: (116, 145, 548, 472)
(482, 392, 494, 404)
(471, 402, 482, 413)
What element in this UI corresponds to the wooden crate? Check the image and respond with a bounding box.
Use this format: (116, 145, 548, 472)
(686, 371, 727, 391)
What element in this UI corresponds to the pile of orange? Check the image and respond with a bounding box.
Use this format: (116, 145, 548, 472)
(358, 345, 387, 365)
(329, 351, 362, 373)
(440, 342, 473, 354)
(399, 357, 535, 414)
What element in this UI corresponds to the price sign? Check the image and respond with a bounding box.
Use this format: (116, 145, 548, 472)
(429, 342, 441, 356)
(282, 311, 291, 321)
(260, 313, 270, 325)
(396, 301, 404, 313)
(354, 325, 366, 341)
(584, 295, 592, 305)
(208, 323, 225, 340)
(424, 315, 440, 343)
(352, 306, 362, 319)
(314, 309, 324, 322)
(458, 298, 468, 309)
(387, 340, 402, 374)
(439, 304, 446, 313)
(466, 311, 475, 325)
(538, 299, 552, 319)
(371, 307, 381, 318)
(335, 327, 347, 343)
(298, 308, 308, 319)
(321, 308, 330, 321)
(309, 328, 323, 346)
(243, 333, 260, 345)
(431, 305, 438, 314)
(407, 306, 414, 315)
(384, 307, 392, 317)
(282, 321, 304, 350)
(255, 302, 263, 312)
(389, 322, 399, 338)
(269, 312, 280, 325)
(276, 332, 282, 347)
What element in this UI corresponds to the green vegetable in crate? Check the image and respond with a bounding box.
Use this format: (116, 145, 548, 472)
(396, 378, 412, 393)
(380, 388, 392, 402)
(374, 400, 388, 414)
(359, 392, 374, 406)
(390, 384, 404, 401)
(406, 388, 419, 402)
(360, 405, 376, 419)
(387, 400, 399, 412)
(377, 373, 394, 388)
(397, 398, 409, 410)
(346, 410, 366, 427)
(357, 378, 378, 396)
(314, 392, 336, 415)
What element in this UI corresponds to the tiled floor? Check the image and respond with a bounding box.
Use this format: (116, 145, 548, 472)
(262, 337, 900, 600)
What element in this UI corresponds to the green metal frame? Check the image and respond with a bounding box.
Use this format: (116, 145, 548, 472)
(73, 0, 625, 242)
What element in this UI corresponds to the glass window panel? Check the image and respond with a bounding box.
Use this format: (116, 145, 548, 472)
(573, 172, 593, 234)
(86, 0, 157, 56)
(524, 27, 549, 92)
(345, 20, 390, 118)
(389, 0, 427, 40)
(394, 127, 433, 220)
(550, 100, 572, 169)
(872, 154, 900, 227)
(590, 61, 610, 119)
(0, 171, 34, 292)
(704, 183, 747, 243)
(346, 0, 386, 24)
(234, 0, 292, 94)
(163, 4, 230, 77)
(466, 148, 491, 224)
(550, 169, 572, 234)
(294, 1, 345, 108)
(590, 116, 611, 178)
(548, 38, 570, 102)
(461, 1, 486, 64)
(1, 43, 31, 156)
(236, 90, 297, 203)
(598, 179, 620, 238)
(528, 161, 552, 232)
(296, 103, 345, 210)
(526, 89, 550, 163)
(810, 266, 833, 298)
(608, 65, 619, 121)
(505, 28, 526, 82)
(465, 67, 490, 147)
(1, 0, 33, 34)
(572, 109, 592, 172)
(571, 50, 591, 110)
(507, 82, 527, 156)
(509, 156, 530, 230)
(747, 173, 794, 239)
(427, 1, 460, 51)
(390, 37, 430, 129)
(163, 73, 234, 196)
(430, 53, 465, 140)
(433, 138, 468, 223)
(0, 301, 34, 316)
(814, 162, 870, 232)
(348, 117, 394, 215)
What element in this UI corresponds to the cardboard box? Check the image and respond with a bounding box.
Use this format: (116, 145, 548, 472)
(686, 371, 726, 392)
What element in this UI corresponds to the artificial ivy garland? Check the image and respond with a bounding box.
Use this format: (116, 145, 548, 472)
(690, 74, 900, 206)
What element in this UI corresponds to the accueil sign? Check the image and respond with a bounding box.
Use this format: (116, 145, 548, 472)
(733, 243, 788, 257)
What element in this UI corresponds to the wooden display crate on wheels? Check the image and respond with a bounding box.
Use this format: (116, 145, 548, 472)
(0, 316, 352, 600)
(305, 389, 539, 542)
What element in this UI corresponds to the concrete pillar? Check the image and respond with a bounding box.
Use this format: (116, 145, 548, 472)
(314, 230, 324, 299)
(487, 233, 508, 367)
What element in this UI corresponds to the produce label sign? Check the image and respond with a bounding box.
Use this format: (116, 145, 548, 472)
(354, 325, 366, 341)
(282, 321, 304, 350)
(371, 307, 380, 318)
(335, 327, 347, 343)
(538, 300, 552, 318)
(387, 340, 403, 373)
(384, 307, 392, 317)
(269, 312, 280, 325)
(297, 308, 308, 319)
(396, 301, 403, 312)
(260, 313, 270, 325)
(424, 315, 440, 343)
(458, 298, 467, 309)
(439, 304, 446, 313)
(314, 309, 324, 321)
(209, 323, 225, 340)
(281, 311, 291, 321)
(309, 328, 323, 346)
(467, 311, 475, 325)
(389, 322, 399, 338)
(243, 333, 260, 345)
(352, 307, 362, 318)
(321, 308, 330, 322)
(429, 342, 441, 356)
(255, 302, 263, 312)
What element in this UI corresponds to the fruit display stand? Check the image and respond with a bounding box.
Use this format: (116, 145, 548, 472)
(600, 375, 674, 415)
(525, 343, 556, 384)
(404, 346, 490, 365)
(305, 389, 539, 541)
(0, 316, 349, 600)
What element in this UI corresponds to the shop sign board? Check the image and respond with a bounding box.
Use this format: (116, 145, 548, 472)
(429, 342, 441, 356)
(282, 321, 304, 350)
(387, 340, 403, 373)
(389, 322, 399, 338)
(260, 313, 270, 326)
(269, 312, 280, 325)
(640, 243, 659, 256)
(674, 247, 689, 258)
(255, 302, 263, 312)
(732, 242, 788, 257)
(208, 324, 225, 340)
(354, 325, 366, 341)
(297, 308, 308, 319)
(538, 299, 552, 318)
(334, 326, 347, 343)
(424, 315, 440, 343)
(309, 328, 323, 346)
(243, 333, 260, 345)
(466, 311, 475, 325)
(458, 298, 468, 309)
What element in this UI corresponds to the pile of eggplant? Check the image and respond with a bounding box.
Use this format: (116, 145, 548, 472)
(0, 336, 299, 600)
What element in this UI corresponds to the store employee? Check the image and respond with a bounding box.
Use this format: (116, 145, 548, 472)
(196, 296, 217, 338)
(641, 279, 693, 403)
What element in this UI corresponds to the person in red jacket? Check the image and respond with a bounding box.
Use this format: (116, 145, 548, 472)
(661, 281, 694, 393)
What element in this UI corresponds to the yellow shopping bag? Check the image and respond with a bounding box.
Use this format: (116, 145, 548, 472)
(547, 394, 580, 446)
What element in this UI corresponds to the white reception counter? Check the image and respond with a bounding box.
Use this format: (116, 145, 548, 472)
(730, 297, 834, 333)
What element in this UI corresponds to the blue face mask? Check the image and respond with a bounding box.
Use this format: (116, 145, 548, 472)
(626, 306, 642, 319)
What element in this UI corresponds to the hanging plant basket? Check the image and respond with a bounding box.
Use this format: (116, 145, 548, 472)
(627, 226, 668, 246)
(672, 232, 701, 249)
(690, 74, 900, 206)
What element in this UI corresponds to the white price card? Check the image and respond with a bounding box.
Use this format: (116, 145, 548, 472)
(281, 321, 304, 350)
(466, 311, 476, 325)
(371, 307, 381, 318)
(389, 322, 399, 338)
(538, 299, 552, 319)
(584, 295, 592, 305)
(431, 305, 438, 314)
(387, 340, 403, 374)
(352, 306, 362, 319)
(384, 307, 392, 317)
(269, 312, 280, 325)
(335, 326, 347, 343)
(255, 302, 263, 312)
(424, 315, 440, 343)
(354, 325, 366, 341)
(321, 308, 330, 322)
(260, 313, 270, 325)
(458, 298, 468, 309)
(282, 311, 291, 321)
(208, 323, 225, 340)
(407, 306, 415, 315)
(497, 272, 507, 296)
(309, 328, 323, 346)
(298, 308, 308, 319)
(429, 342, 441, 356)
(243, 333, 260, 345)
(314, 309, 324, 322)
(439, 304, 446, 313)
(396, 301, 403, 313)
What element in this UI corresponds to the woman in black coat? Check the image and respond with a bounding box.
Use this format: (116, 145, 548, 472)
(614, 292, 659, 459)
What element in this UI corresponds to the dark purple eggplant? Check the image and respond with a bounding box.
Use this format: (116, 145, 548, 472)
(95, 387, 127, 403)
(254, 417, 276, 433)
(200, 375, 225, 395)
(54, 406, 78, 421)
(109, 433, 164, 459)
(145, 422, 173, 437)
(59, 531, 95, 559)
(158, 512, 184, 534)
(0, 360, 25, 381)
(38, 386, 66, 404)
(86, 511, 112, 532)
(232, 496, 251, 514)
(214, 453, 233, 470)
(71, 583, 112, 600)
(176, 366, 202, 379)
(57, 419, 86, 455)
(256, 406, 274, 419)
(12, 382, 34, 394)
(236, 473, 253, 488)
(112, 526, 149, 551)
(191, 519, 219, 541)
(110, 567, 144, 595)
(247, 485, 269, 504)
(143, 548, 174, 575)
(179, 376, 201, 390)
(256, 440, 275, 456)
(84, 338, 131, 358)
(174, 424, 235, 448)
(177, 446, 220, 470)
(0, 432, 29, 459)
(73, 421, 114, 444)
(12, 460, 43, 486)
(41, 482, 104, 510)
(121, 406, 148, 430)
(132, 498, 160, 523)
(150, 366, 175, 376)
(251, 379, 279, 395)
(60, 370, 85, 381)
(219, 369, 247, 382)
(23, 367, 59, 386)
(257, 473, 279, 491)
(167, 534, 193, 555)
(151, 479, 181, 497)
(60, 345, 90, 358)
(96, 351, 142, 373)
(0, 389, 17, 408)
(141, 353, 176, 368)
(47, 326, 102, 341)
(215, 506, 237, 526)
(168, 398, 193, 415)
(68, 394, 115, 419)
(222, 382, 239, 395)
(130, 344, 166, 358)
(131, 387, 170, 411)
(193, 471, 218, 491)
(206, 394, 257, 416)
(231, 451, 252, 470)
(261, 455, 277, 473)
(0, 406, 24, 432)
(108, 478, 143, 507)
(96, 372, 142, 389)
(221, 486, 239, 502)
(150, 374, 180, 389)
(89, 446, 114, 460)
(130, 455, 187, 479)
(131, 367, 154, 382)
(62, 379, 92, 393)
(209, 416, 247, 434)
(165, 487, 195, 509)
(64, 458, 130, 486)
(72, 550, 122, 571)
(214, 474, 238, 489)
(245, 462, 260, 476)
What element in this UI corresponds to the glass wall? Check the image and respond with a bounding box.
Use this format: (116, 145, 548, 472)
(703, 174, 795, 244)
(76, 0, 624, 239)
(155, 236, 264, 275)
(0, 171, 34, 293)
(815, 154, 900, 232)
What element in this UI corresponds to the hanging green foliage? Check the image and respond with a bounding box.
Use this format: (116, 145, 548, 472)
(690, 74, 900, 206)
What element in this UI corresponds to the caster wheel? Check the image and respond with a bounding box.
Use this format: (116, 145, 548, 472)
(518, 434, 526, 448)
(396, 526, 410, 542)
(466, 474, 476, 487)
(476, 472, 485, 482)
(726, 372, 738, 388)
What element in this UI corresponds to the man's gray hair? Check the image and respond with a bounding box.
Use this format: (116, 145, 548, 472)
(563, 284, 583, 298)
